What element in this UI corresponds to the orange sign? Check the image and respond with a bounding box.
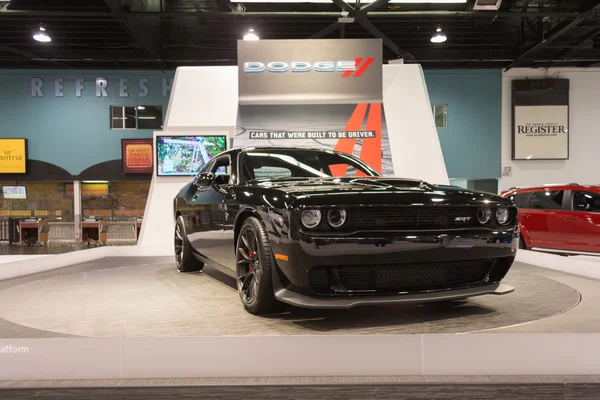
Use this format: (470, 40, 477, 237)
(64, 183, 109, 198)
(122, 139, 153, 173)
(126, 144, 152, 168)
(0, 139, 27, 174)
(82, 183, 109, 197)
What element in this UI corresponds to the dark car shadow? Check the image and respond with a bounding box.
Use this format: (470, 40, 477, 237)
(283, 302, 495, 332)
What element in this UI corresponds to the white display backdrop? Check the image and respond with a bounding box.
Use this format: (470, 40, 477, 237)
(137, 129, 232, 253)
(513, 105, 569, 160)
(137, 67, 238, 254)
(501, 68, 600, 191)
(383, 64, 449, 185)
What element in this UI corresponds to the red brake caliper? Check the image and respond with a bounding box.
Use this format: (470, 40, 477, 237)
(248, 251, 254, 271)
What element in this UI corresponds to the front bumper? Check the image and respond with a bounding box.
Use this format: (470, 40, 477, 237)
(268, 227, 519, 304)
(274, 281, 514, 309)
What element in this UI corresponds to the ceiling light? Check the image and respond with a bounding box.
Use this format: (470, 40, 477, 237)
(33, 25, 51, 43)
(338, 10, 355, 23)
(137, 106, 146, 110)
(430, 27, 447, 43)
(243, 28, 259, 41)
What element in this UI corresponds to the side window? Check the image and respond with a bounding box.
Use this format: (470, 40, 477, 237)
(201, 160, 216, 174)
(511, 193, 532, 208)
(327, 163, 357, 177)
(211, 157, 231, 176)
(528, 191, 564, 210)
(572, 191, 600, 213)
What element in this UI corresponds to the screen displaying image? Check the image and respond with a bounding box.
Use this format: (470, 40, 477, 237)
(156, 135, 227, 176)
(2, 186, 27, 199)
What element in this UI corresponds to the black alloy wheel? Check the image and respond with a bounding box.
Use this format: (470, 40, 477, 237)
(235, 216, 283, 315)
(174, 215, 204, 273)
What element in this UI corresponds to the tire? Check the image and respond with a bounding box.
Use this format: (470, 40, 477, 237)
(174, 215, 204, 273)
(235, 216, 284, 315)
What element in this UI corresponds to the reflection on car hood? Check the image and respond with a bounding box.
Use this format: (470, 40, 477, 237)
(252, 177, 428, 193)
(249, 177, 509, 206)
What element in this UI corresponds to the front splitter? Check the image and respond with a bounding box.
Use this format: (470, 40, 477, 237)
(274, 283, 515, 310)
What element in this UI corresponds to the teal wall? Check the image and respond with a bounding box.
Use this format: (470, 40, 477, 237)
(0, 68, 501, 179)
(0, 69, 174, 175)
(423, 69, 502, 179)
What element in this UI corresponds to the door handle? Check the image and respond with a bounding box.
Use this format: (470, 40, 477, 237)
(565, 216, 578, 220)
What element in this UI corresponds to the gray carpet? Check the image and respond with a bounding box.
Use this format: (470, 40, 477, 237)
(0, 256, 592, 337)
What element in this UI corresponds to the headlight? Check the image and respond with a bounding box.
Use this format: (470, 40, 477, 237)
(300, 209, 321, 229)
(495, 207, 510, 225)
(327, 208, 347, 228)
(477, 208, 492, 224)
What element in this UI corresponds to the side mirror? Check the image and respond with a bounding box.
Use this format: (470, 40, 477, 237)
(214, 174, 231, 185)
(194, 172, 214, 187)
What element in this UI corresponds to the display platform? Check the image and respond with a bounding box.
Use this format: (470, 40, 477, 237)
(0, 256, 598, 338)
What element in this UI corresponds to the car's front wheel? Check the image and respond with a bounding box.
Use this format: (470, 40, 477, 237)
(236, 216, 283, 315)
(174, 215, 204, 273)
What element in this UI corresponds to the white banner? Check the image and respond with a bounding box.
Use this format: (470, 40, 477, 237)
(513, 105, 568, 160)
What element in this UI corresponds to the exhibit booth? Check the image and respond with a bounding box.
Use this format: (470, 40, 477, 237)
(1, 38, 600, 390)
(138, 38, 448, 253)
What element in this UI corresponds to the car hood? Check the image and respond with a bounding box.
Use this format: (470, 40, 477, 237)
(249, 177, 510, 207)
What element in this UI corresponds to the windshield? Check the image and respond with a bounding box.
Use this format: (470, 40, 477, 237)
(239, 149, 380, 182)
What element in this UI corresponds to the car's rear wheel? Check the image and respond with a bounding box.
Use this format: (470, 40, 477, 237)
(236, 217, 284, 315)
(174, 215, 204, 272)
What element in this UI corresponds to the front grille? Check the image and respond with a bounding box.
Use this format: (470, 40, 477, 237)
(345, 207, 479, 230)
(309, 259, 495, 295)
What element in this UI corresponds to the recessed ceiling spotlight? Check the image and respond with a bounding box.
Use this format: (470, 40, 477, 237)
(430, 26, 447, 43)
(243, 27, 259, 41)
(33, 24, 51, 43)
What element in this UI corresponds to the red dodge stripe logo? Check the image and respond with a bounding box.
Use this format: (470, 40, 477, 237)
(342, 57, 375, 77)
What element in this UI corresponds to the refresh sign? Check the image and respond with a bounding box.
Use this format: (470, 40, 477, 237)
(243, 57, 375, 77)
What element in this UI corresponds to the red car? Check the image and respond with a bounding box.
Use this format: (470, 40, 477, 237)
(502, 184, 600, 255)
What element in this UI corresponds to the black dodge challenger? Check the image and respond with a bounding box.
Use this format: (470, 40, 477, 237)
(173, 147, 518, 315)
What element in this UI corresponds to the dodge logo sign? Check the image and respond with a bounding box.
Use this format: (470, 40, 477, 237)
(244, 57, 375, 77)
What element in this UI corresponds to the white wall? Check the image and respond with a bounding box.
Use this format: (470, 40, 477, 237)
(500, 68, 600, 191)
(383, 64, 449, 185)
(137, 67, 238, 254)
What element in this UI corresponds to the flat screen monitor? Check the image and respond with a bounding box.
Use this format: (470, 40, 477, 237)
(156, 135, 227, 176)
(2, 185, 27, 199)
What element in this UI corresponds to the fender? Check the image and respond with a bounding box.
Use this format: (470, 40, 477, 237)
(232, 206, 264, 250)
(518, 222, 531, 248)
